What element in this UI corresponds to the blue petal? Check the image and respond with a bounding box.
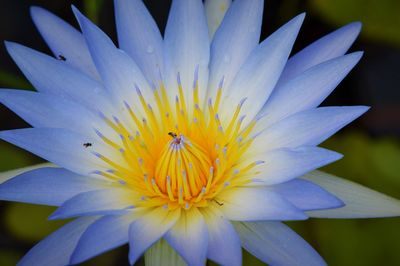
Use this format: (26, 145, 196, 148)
(129, 207, 181, 265)
(280, 22, 362, 83)
(0, 163, 55, 184)
(49, 188, 137, 219)
(18, 216, 98, 266)
(72, 6, 154, 124)
(304, 171, 400, 218)
(201, 207, 242, 266)
(114, 0, 164, 85)
(234, 221, 327, 266)
(164, 0, 210, 106)
(267, 179, 344, 211)
(0, 128, 117, 176)
(219, 14, 304, 127)
(258, 52, 363, 121)
(128, 208, 181, 264)
(70, 211, 143, 264)
(0, 89, 116, 140)
(252, 146, 342, 185)
(30, 6, 100, 80)
(4, 42, 114, 114)
(253, 106, 369, 152)
(164, 208, 208, 266)
(207, 0, 263, 100)
(217, 187, 307, 221)
(0, 167, 108, 206)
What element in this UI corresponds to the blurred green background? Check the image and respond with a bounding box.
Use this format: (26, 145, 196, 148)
(1, 0, 400, 265)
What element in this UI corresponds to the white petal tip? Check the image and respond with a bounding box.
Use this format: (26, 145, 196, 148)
(29, 5, 43, 16)
(295, 12, 306, 23)
(346, 21, 362, 33)
(281, 12, 306, 35)
(4, 41, 18, 52)
(348, 51, 364, 61)
(350, 105, 371, 117)
(71, 5, 85, 26)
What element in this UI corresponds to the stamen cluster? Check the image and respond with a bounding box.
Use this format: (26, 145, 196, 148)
(93, 75, 263, 209)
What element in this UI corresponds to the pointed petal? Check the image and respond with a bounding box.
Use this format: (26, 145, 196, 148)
(258, 52, 363, 120)
(217, 187, 307, 221)
(30, 6, 100, 80)
(114, 0, 164, 85)
(18, 216, 98, 266)
(279, 22, 362, 83)
(207, 0, 263, 99)
(70, 211, 145, 264)
(205, 0, 231, 39)
(0, 89, 115, 140)
(0, 128, 123, 176)
(267, 179, 344, 211)
(252, 147, 342, 185)
(164, 0, 210, 105)
(145, 239, 186, 266)
(0, 162, 55, 184)
(72, 6, 154, 122)
(4, 42, 113, 114)
(253, 106, 369, 153)
(220, 14, 304, 126)
(200, 206, 241, 266)
(164, 208, 208, 266)
(0, 167, 109, 206)
(49, 188, 136, 219)
(304, 171, 400, 218)
(234, 221, 327, 266)
(129, 207, 181, 264)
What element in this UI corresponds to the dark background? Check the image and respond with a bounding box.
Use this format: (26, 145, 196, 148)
(0, 0, 399, 265)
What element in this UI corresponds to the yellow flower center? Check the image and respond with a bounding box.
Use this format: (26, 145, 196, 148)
(155, 133, 210, 203)
(93, 76, 262, 210)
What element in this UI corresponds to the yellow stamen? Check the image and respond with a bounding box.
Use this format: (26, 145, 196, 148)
(90, 71, 261, 209)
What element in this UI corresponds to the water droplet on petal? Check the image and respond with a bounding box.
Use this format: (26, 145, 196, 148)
(146, 45, 154, 54)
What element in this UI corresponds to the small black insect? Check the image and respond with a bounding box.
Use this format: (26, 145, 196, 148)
(168, 132, 182, 144)
(168, 132, 177, 138)
(58, 55, 66, 61)
(213, 199, 224, 206)
(83, 142, 92, 148)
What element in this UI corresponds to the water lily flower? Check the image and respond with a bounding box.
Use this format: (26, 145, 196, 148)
(1, 0, 400, 265)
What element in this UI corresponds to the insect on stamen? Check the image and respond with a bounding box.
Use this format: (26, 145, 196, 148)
(168, 132, 182, 145)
